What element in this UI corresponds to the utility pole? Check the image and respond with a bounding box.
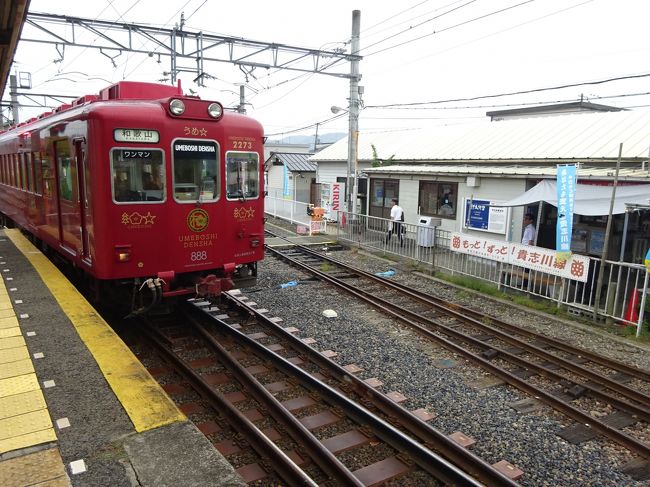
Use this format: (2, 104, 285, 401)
(237, 85, 246, 114)
(9, 74, 19, 124)
(313, 122, 319, 152)
(347, 10, 361, 216)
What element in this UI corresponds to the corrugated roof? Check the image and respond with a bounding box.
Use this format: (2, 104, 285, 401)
(267, 152, 316, 172)
(311, 109, 650, 163)
(364, 164, 650, 182)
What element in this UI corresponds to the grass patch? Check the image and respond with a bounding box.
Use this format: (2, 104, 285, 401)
(435, 271, 561, 316)
(609, 322, 650, 342)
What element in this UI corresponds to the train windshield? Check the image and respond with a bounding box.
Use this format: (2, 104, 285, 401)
(226, 151, 259, 201)
(173, 139, 219, 202)
(111, 149, 165, 203)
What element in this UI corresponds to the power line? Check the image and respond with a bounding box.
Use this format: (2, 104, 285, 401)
(361, 0, 479, 54)
(363, 0, 535, 58)
(367, 91, 650, 111)
(264, 112, 348, 137)
(365, 72, 650, 108)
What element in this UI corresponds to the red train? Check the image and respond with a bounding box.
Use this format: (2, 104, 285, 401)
(0, 81, 265, 313)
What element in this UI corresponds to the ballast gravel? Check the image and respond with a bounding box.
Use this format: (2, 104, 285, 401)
(248, 227, 650, 487)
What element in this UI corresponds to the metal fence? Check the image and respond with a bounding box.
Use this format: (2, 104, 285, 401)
(334, 211, 648, 336)
(265, 206, 648, 335)
(264, 196, 327, 235)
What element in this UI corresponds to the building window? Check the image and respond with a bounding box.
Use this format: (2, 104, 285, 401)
(369, 178, 399, 219)
(418, 181, 457, 219)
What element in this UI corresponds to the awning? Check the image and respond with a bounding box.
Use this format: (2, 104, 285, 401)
(498, 180, 650, 216)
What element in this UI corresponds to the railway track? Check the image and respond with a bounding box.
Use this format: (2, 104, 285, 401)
(132, 300, 504, 485)
(264, 234, 650, 473)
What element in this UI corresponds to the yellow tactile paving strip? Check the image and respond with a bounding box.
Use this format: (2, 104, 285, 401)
(0, 270, 57, 455)
(0, 447, 70, 487)
(5, 229, 185, 432)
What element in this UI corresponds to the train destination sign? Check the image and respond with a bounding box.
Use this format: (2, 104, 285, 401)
(114, 128, 160, 143)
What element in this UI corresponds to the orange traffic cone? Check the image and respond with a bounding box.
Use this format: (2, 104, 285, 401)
(622, 288, 639, 325)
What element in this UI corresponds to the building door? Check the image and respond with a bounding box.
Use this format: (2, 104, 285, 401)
(310, 179, 319, 205)
(369, 179, 399, 219)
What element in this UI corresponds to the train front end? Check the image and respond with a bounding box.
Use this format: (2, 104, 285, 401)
(92, 82, 265, 313)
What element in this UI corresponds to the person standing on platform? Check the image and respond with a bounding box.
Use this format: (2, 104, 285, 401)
(522, 213, 536, 246)
(386, 198, 404, 246)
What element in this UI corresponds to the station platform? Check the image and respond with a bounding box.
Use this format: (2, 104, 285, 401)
(0, 229, 245, 487)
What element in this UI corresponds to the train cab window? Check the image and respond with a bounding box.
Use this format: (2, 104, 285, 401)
(111, 149, 165, 203)
(226, 151, 259, 200)
(172, 139, 219, 203)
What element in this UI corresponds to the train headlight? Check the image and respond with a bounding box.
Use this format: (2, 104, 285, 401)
(207, 102, 223, 119)
(169, 99, 185, 116)
(115, 245, 131, 263)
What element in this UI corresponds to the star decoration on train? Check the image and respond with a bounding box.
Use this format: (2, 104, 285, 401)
(121, 211, 156, 226)
(142, 212, 156, 225)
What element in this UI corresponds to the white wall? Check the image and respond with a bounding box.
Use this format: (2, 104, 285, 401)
(294, 172, 313, 203)
(374, 174, 531, 242)
(266, 164, 290, 198)
(457, 177, 529, 242)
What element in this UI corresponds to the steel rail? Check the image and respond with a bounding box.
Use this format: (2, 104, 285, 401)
(221, 291, 519, 487)
(277, 245, 650, 405)
(266, 245, 650, 459)
(186, 299, 486, 487)
(179, 312, 364, 487)
(310, 245, 650, 382)
(139, 318, 318, 487)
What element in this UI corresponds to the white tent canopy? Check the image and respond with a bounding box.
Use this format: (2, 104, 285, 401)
(498, 180, 650, 216)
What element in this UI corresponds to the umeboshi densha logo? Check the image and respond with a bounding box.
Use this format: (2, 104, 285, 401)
(187, 208, 209, 232)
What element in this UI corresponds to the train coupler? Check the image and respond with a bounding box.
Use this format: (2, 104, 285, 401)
(195, 274, 234, 298)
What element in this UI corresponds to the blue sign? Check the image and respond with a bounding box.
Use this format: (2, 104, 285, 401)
(282, 163, 290, 197)
(465, 199, 490, 230)
(556, 164, 577, 257)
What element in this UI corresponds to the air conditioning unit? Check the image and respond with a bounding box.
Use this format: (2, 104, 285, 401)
(467, 176, 481, 187)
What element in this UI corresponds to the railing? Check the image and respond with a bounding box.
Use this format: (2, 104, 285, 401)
(264, 206, 648, 336)
(264, 196, 327, 235)
(333, 211, 648, 336)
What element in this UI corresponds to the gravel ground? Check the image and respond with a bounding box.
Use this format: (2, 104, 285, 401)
(257, 220, 650, 487)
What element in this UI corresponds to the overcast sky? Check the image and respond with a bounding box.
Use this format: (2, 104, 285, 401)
(9, 0, 650, 139)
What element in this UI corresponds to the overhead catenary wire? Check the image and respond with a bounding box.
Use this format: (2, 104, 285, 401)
(365, 72, 650, 108)
(362, 0, 535, 57)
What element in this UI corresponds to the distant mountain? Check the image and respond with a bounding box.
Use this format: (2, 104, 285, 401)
(267, 132, 346, 145)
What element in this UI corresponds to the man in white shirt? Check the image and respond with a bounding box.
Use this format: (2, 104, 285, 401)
(522, 213, 536, 246)
(386, 198, 404, 246)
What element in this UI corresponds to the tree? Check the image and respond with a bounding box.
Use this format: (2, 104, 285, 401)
(371, 144, 395, 167)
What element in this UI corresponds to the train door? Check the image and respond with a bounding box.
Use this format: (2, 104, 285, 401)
(53, 139, 82, 254)
(73, 138, 90, 261)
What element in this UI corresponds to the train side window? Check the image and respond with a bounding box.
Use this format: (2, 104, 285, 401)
(25, 153, 34, 192)
(111, 148, 165, 203)
(56, 142, 74, 201)
(172, 139, 219, 203)
(11, 154, 17, 187)
(33, 152, 42, 195)
(41, 153, 53, 197)
(226, 151, 259, 200)
(20, 154, 28, 190)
